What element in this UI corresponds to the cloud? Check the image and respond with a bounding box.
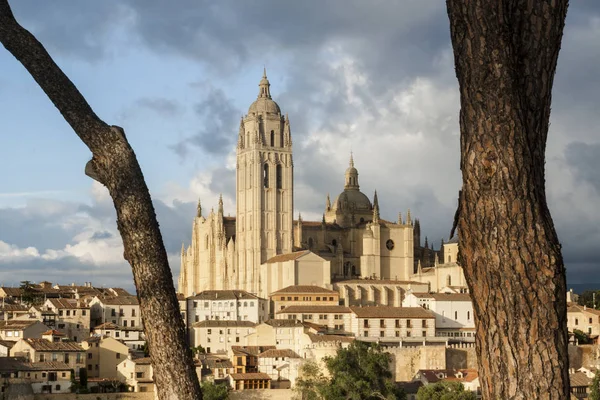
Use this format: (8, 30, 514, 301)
(135, 97, 183, 118)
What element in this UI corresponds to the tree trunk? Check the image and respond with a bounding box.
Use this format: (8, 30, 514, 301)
(446, 1, 570, 399)
(0, 2, 201, 399)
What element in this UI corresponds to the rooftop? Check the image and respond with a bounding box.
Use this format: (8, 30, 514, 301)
(271, 285, 337, 295)
(410, 293, 472, 302)
(192, 320, 256, 328)
(258, 349, 301, 359)
(277, 305, 351, 314)
(350, 306, 435, 319)
(22, 338, 84, 352)
(265, 250, 311, 264)
(188, 290, 264, 301)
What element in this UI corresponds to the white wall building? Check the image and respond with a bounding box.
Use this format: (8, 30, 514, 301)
(186, 290, 269, 326)
(191, 320, 256, 354)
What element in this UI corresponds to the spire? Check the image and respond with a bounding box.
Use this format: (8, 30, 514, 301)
(237, 117, 245, 149)
(417, 259, 422, 274)
(424, 236, 429, 249)
(407, 209, 412, 225)
(326, 193, 331, 210)
(196, 198, 202, 218)
(258, 68, 271, 99)
(298, 212, 303, 223)
(373, 190, 379, 209)
(398, 212, 403, 225)
(181, 243, 185, 256)
(218, 194, 224, 214)
(349, 152, 355, 168)
(373, 203, 380, 224)
(344, 152, 359, 190)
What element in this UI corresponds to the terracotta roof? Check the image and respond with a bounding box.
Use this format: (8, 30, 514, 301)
(48, 298, 89, 309)
(271, 285, 337, 295)
(0, 304, 29, 312)
(0, 357, 72, 372)
(193, 320, 256, 328)
(97, 296, 139, 306)
(230, 372, 271, 380)
(23, 338, 84, 352)
(231, 346, 275, 356)
(568, 304, 600, 316)
(337, 279, 425, 285)
(108, 288, 132, 296)
(94, 322, 120, 330)
(410, 293, 472, 302)
(306, 333, 354, 343)
(570, 371, 592, 387)
(0, 320, 44, 330)
(188, 290, 264, 301)
(418, 369, 478, 384)
(265, 250, 311, 264)
(258, 349, 300, 359)
(41, 330, 65, 336)
(350, 306, 435, 319)
(263, 319, 304, 327)
(0, 340, 16, 349)
(277, 305, 351, 314)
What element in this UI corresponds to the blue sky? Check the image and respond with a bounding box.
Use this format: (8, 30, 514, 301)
(1, 1, 599, 292)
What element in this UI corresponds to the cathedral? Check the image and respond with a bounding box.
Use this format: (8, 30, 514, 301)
(178, 71, 465, 298)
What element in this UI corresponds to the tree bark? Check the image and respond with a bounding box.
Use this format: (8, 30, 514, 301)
(446, 1, 569, 399)
(0, 2, 201, 399)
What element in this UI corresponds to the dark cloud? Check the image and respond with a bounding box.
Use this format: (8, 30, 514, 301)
(136, 98, 183, 118)
(564, 142, 600, 193)
(170, 87, 239, 157)
(90, 231, 113, 241)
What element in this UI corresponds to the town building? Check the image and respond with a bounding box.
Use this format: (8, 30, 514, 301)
(257, 348, 301, 382)
(117, 356, 154, 393)
(81, 336, 129, 379)
(334, 279, 429, 307)
(42, 298, 90, 342)
(567, 304, 600, 340)
(0, 356, 74, 394)
(92, 322, 146, 355)
(89, 295, 141, 329)
(185, 290, 268, 326)
(269, 285, 339, 316)
(0, 320, 48, 341)
(191, 320, 256, 354)
(276, 305, 352, 333)
(350, 306, 436, 341)
(403, 292, 475, 339)
(10, 338, 85, 377)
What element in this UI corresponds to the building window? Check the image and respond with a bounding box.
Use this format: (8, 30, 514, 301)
(132, 309, 136, 317)
(380, 319, 385, 328)
(407, 331, 411, 337)
(407, 320, 411, 328)
(276, 165, 282, 189)
(422, 331, 427, 337)
(395, 320, 400, 328)
(270, 130, 275, 146)
(467, 312, 471, 320)
(363, 320, 369, 328)
(363, 331, 368, 337)
(455, 311, 458, 320)
(380, 331, 385, 337)
(88, 353, 92, 359)
(263, 164, 269, 188)
(590, 318, 593, 324)
(422, 319, 427, 328)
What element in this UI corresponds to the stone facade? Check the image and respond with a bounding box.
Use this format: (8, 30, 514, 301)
(178, 71, 466, 298)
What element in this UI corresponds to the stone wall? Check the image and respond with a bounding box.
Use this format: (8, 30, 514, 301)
(33, 393, 154, 400)
(229, 389, 294, 399)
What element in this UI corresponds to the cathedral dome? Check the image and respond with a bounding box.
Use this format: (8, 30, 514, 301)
(333, 190, 372, 212)
(248, 97, 281, 114)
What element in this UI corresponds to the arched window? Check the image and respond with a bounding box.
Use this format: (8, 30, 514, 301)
(448, 255, 452, 263)
(276, 165, 282, 189)
(446, 275, 452, 287)
(270, 130, 275, 146)
(308, 237, 314, 249)
(243, 302, 248, 307)
(280, 131, 284, 147)
(263, 164, 269, 188)
(205, 235, 209, 249)
(332, 239, 337, 247)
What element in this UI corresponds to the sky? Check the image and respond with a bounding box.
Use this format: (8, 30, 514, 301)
(0, 1, 599, 293)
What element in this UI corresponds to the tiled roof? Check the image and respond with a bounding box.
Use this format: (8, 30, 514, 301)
(48, 298, 89, 309)
(0, 304, 29, 312)
(410, 293, 472, 302)
(306, 333, 354, 343)
(231, 346, 275, 356)
(230, 372, 271, 380)
(0, 340, 16, 349)
(277, 305, 351, 314)
(188, 290, 264, 301)
(337, 279, 425, 285)
(418, 369, 479, 384)
(23, 338, 84, 352)
(265, 250, 311, 264)
(0, 357, 72, 372)
(271, 285, 337, 295)
(570, 371, 592, 387)
(258, 349, 300, 359)
(192, 320, 256, 328)
(264, 319, 304, 328)
(94, 322, 120, 330)
(198, 357, 233, 369)
(0, 320, 44, 330)
(97, 296, 139, 306)
(41, 330, 65, 336)
(108, 288, 132, 296)
(350, 306, 435, 319)
(567, 304, 600, 316)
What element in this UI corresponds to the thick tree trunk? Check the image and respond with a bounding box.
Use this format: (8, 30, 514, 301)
(0, 2, 201, 399)
(446, 1, 570, 399)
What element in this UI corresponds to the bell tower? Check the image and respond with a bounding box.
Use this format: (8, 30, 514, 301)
(236, 69, 293, 294)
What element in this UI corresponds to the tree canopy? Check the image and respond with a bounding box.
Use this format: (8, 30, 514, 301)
(416, 381, 477, 400)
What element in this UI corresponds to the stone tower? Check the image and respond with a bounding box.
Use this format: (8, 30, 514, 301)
(236, 69, 293, 294)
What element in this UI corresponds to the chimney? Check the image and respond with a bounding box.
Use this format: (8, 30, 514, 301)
(584, 305, 587, 311)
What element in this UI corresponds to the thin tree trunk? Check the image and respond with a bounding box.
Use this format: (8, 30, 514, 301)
(0, 2, 201, 399)
(446, 1, 570, 399)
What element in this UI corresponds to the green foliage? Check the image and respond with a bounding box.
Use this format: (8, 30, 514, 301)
(416, 381, 477, 400)
(590, 371, 600, 400)
(321, 341, 405, 400)
(192, 345, 206, 356)
(293, 360, 328, 400)
(578, 291, 600, 309)
(19, 280, 39, 306)
(142, 342, 150, 357)
(200, 381, 229, 400)
(573, 329, 593, 345)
